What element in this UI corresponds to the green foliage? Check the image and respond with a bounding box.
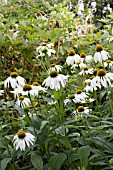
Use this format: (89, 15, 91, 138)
(0, 0, 113, 169)
(78, 145, 91, 170)
(31, 152, 43, 170)
(0, 158, 12, 170)
(49, 153, 67, 170)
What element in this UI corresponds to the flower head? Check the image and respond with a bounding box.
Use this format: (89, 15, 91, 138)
(74, 89, 89, 103)
(10, 72, 18, 78)
(48, 64, 62, 73)
(94, 45, 109, 63)
(66, 51, 81, 66)
(42, 70, 68, 91)
(80, 52, 92, 62)
(68, 50, 75, 56)
(32, 82, 40, 86)
(10, 82, 44, 98)
(13, 130, 35, 151)
(64, 94, 76, 105)
(91, 69, 113, 89)
(71, 105, 91, 117)
(31, 82, 46, 96)
(84, 79, 97, 92)
(71, 61, 86, 69)
(81, 98, 95, 103)
(97, 69, 106, 76)
(16, 96, 31, 108)
(50, 70, 58, 77)
(36, 43, 56, 57)
(104, 60, 113, 68)
(79, 67, 94, 76)
(76, 89, 82, 94)
(4, 72, 26, 89)
(23, 84, 32, 91)
(80, 52, 86, 58)
(77, 105, 84, 112)
(96, 45, 103, 52)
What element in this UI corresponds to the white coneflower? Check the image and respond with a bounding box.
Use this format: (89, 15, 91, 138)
(71, 105, 91, 117)
(23, 84, 44, 97)
(13, 130, 35, 151)
(31, 82, 46, 96)
(91, 69, 113, 89)
(81, 98, 95, 103)
(36, 44, 48, 57)
(42, 70, 68, 91)
(66, 50, 81, 66)
(79, 66, 94, 76)
(84, 77, 98, 92)
(4, 72, 26, 89)
(47, 49, 56, 56)
(77, 105, 90, 114)
(104, 60, 113, 68)
(74, 89, 88, 103)
(22, 84, 32, 95)
(80, 52, 92, 63)
(71, 61, 86, 69)
(84, 84, 93, 92)
(10, 84, 40, 98)
(16, 96, 31, 108)
(36, 44, 56, 57)
(48, 64, 63, 73)
(94, 45, 109, 63)
(64, 94, 77, 105)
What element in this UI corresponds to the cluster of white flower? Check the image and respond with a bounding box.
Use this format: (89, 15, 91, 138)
(64, 89, 94, 106)
(66, 45, 113, 92)
(4, 72, 46, 108)
(36, 43, 56, 58)
(66, 50, 92, 68)
(2, 42, 113, 152)
(65, 44, 113, 118)
(3, 44, 68, 151)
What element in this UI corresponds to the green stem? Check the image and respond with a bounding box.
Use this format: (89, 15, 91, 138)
(28, 93, 38, 117)
(25, 111, 37, 136)
(94, 91, 100, 113)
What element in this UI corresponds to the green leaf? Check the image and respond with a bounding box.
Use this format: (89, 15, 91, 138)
(108, 13, 113, 19)
(40, 121, 48, 130)
(49, 153, 67, 170)
(77, 145, 91, 170)
(54, 91, 60, 100)
(60, 136, 71, 149)
(31, 152, 43, 170)
(97, 19, 108, 23)
(60, 46, 65, 55)
(1, 158, 12, 170)
(14, 104, 24, 116)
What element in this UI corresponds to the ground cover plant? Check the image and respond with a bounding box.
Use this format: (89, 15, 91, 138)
(0, 0, 113, 169)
